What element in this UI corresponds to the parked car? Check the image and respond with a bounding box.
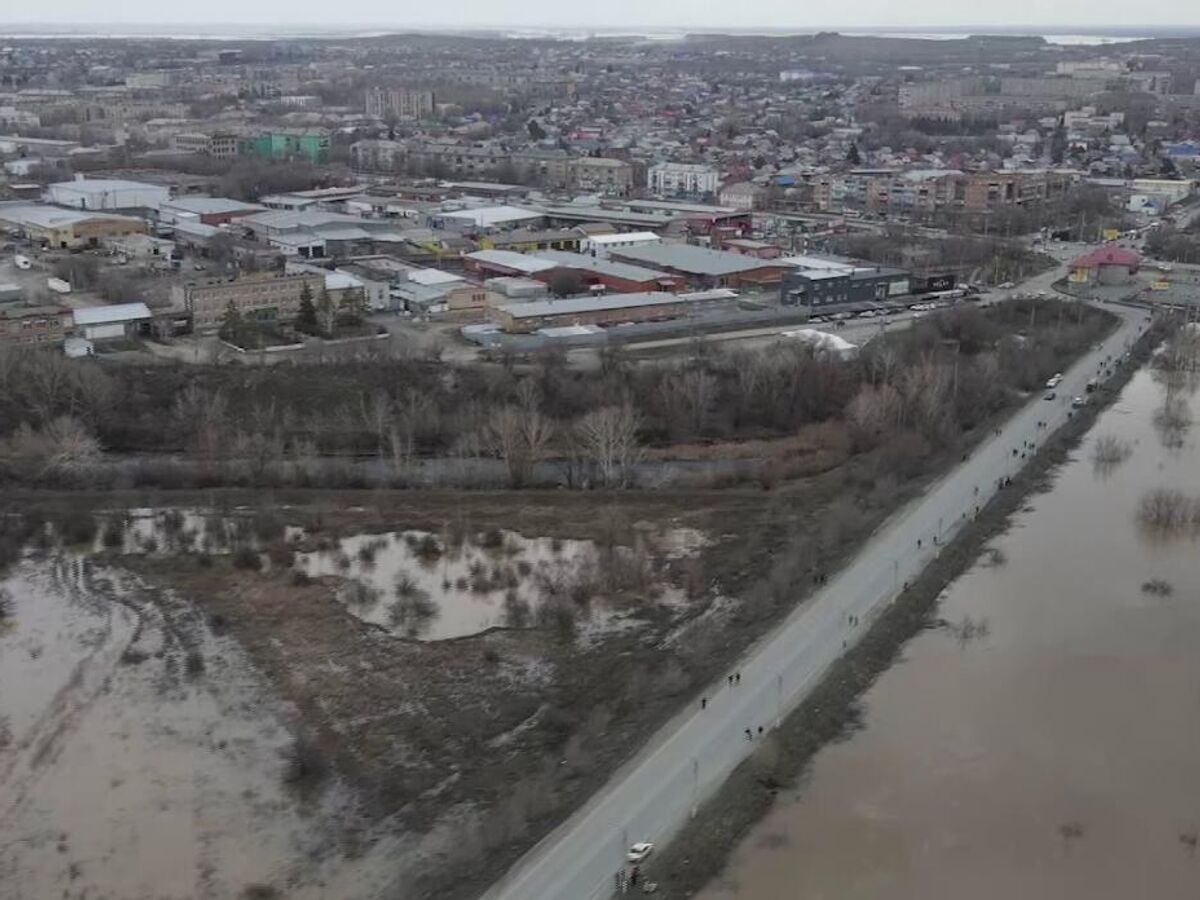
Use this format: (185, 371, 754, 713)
(627, 842, 655, 864)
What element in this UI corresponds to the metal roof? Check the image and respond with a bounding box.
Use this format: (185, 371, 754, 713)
(498, 291, 688, 319)
(610, 244, 783, 277)
(438, 205, 544, 227)
(535, 250, 678, 283)
(408, 268, 465, 286)
(585, 231, 662, 245)
(160, 196, 263, 215)
(467, 249, 556, 274)
(73, 302, 152, 325)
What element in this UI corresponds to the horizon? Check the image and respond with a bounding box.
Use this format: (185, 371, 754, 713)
(1, 0, 1199, 36)
(2, 21, 1200, 39)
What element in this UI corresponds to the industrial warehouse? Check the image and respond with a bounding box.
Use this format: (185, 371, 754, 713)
(491, 291, 717, 332)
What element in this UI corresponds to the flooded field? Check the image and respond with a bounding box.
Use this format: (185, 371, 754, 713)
(0, 553, 393, 899)
(0, 498, 713, 899)
(298, 526, 699, 640)
(697, 363, 1200, 899)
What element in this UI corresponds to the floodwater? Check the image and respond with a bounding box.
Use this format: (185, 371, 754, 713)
(697, 364, 1200, 900)
(0, 539, 396, 898)
(296, 526, 702, 641)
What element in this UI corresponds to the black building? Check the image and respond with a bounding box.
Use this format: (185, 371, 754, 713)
(781, 266, 910, 310)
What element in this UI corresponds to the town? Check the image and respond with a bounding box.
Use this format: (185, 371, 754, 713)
(2, 23, 1200, 900)
(0, 31, 1198, 363)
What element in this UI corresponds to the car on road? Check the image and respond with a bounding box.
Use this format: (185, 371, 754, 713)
(627, 842, 654, 864)
(1044, 391, 1056, 401)
(1071, 396, 1086, 409)
(998, 281, 1015, 289)
(1045, 373, 1063, 389)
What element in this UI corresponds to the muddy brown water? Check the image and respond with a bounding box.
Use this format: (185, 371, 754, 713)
(696, 365, 1200, 900)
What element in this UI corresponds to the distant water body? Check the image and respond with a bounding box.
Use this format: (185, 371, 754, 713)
(0, 26, 1194, 44)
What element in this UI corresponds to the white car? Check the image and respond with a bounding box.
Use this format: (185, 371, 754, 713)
(627, 842, 654, 864)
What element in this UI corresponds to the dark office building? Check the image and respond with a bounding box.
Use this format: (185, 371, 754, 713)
(781, 266, 910, 309)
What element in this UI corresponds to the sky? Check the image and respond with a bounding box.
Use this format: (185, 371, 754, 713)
(2, 0, 1197, 33)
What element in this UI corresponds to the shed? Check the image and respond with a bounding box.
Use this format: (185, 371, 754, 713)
(72, 302, 152, 340)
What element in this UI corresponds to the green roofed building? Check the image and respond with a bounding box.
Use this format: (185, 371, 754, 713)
(239, 129, 330, 163)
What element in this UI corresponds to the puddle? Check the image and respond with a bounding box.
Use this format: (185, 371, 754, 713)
(0, 554, 387, 899)
(297, 527, 694, 641)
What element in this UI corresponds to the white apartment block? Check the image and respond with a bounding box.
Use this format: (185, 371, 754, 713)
(647, 162, 720, 198)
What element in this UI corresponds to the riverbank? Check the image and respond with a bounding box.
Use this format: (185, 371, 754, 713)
(646, 311, 1173, 899)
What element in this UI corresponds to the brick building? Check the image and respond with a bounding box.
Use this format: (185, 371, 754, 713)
(172, 272, 325, 333)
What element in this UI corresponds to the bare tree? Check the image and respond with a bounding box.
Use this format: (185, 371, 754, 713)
(574, 403, 643, 487)
(485, 386, 555, 487)
(1, 415, 100, 477)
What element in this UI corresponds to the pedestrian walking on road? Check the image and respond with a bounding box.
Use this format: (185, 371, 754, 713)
(745, 728, 753, 741)
(757, 726, 764, 736)
(736, 672, 741, 685)
(701, 696, 707, 710)
(728, 674, 734, 686)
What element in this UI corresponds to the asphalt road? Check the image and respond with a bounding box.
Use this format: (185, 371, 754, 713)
(480, 301, 1148, 900)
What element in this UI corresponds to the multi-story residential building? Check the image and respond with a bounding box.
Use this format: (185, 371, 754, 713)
(239, 129, 330, 163)
(365, 86, 435, 119)
(809, 168, 1076, 216)
(569, 157, 634, 195)
(719, 181, 767, 209)
(172, 131, 241, 159)
(0, 106, 40, 129)
(125, 71, 175, 90)
(171, 272, 325, 333)
(647, 162, 720, 198)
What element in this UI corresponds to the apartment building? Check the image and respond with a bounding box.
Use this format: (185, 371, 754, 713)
(569, 157, 634, 195)
(647, 162, 721, 198)
(172, 131, 241, 159)
(239, 129, 330, 163)
(365, 86, 435, 119)
(810, 169, 1076, 216)
(172, 272, 325, 333)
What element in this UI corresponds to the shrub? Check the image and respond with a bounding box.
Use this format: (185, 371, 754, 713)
(232, 547, 261, 571)
(281, 732, 329, 794)
(184, 650, 205, 679)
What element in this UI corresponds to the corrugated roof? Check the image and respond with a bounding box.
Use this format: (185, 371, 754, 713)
(408, 268, 465, 286)
(439, 205, 543, 227)
(467, 249, 556, 274)
(73, 302, 152, 325)
(161, 196, 263, 215)
(611, 244, 783, 277)
(499, 291, 688, 319)
(536, 250, 678, 283)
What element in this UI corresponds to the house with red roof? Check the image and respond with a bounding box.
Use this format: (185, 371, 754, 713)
(1068, 246, 1140, 286)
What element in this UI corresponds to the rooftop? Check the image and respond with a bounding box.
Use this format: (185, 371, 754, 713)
(72, 302, 152, 325)
(536, 250, 679, 283)
(160, 196, 263, 215)
(467, 249, 557, 274)
(499, 291, 689, 319)
(0, 203, 141, 229)
(438, 205, 544, 228)
(586, 231, 662, 245)
(610, 243, 784, 277)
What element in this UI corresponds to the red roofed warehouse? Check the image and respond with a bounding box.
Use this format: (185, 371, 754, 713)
(1068, 247, 1140, 286)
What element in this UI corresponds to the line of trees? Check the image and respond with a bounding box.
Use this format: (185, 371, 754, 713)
(0, 300, 1117, 489)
